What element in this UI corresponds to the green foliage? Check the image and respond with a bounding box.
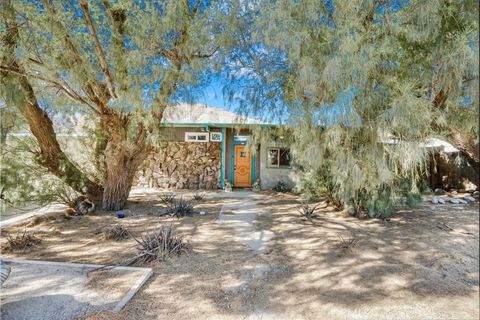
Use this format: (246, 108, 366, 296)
(237, 0, 478, 216)
(273, 180, 291, 193)
(0, 137, 83, 209)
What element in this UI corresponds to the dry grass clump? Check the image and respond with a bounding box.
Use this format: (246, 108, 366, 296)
(3, 231, 42, 252)
(131, 225, 190, 263)
(101, 224, 129, 241)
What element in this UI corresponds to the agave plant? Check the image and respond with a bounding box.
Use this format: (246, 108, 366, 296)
(130, 225, 190, 262)
(298, 203, 319, 220)
(159, 192, 176, 205)
(192, 192, 206, 201)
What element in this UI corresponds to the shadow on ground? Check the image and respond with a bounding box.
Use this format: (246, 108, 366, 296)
(1, 191, 479, 319)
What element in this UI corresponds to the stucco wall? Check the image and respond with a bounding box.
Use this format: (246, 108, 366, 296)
(259, 142, 298, 190)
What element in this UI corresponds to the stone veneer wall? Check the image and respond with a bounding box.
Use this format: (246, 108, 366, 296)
(137, 142, 221, 189)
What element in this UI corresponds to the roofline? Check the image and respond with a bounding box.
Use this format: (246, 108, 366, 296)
(160, 122, 278, 128)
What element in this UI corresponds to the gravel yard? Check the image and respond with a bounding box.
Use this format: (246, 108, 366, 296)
(1, 190, 478, 320)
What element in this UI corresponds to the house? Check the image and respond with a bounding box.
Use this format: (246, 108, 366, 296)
(136, 103, 297, 190)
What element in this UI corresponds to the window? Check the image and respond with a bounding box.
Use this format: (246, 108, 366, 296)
(267, 148, 291, 168)
(185, 132, 209, 142)
(210, 132, 223, 142)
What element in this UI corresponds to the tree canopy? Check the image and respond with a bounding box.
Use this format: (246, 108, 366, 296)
(1, 0, 478, 214)
(231, 0, 479, 214)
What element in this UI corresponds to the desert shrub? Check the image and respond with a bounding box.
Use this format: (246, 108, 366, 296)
(101, 224, 129, 241)
(3, 231, 41, 252)
(167, 198, 195, 218)
(131, 225, 190, 262)
(273, 180, 291, 192)
(1, 135, 98, 209)
(298, 203, 318, 219)
(192, 192, 206, 201)
(159, 192, 176, 205)
(297, 168, 342, 207)
(399, 177, 428, 208)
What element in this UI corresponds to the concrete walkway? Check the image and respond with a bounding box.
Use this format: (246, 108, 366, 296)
(0, 259, 152, 320)
(218, 193, 273, 253)
(0, 204, 67, 229)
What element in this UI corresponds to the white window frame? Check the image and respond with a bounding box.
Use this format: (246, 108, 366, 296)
(210, 132, 223, 142)
(185, 132, 209, 142)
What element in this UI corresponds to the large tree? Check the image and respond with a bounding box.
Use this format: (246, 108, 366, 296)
(1, 0, 236, 210)
(232, 0, 478, 214)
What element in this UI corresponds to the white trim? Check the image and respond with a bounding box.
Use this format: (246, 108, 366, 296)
(184, 132, 209, 142)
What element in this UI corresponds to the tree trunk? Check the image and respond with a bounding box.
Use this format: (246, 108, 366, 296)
(447, 129, 480, 186)
(101, 115, 149, 210)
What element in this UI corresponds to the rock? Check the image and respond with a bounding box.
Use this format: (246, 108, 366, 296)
(431, 198, 439, 204)
(135, 142, 221, 190)
(434, 188, 447, 195)
(473, 191, 480, 197)
(458, 199, 468, 204)
(451, 190, 458, 195)
(449, 198, 460, 204)
(464, 196, 476, 202)
(438, 198, 446, 204)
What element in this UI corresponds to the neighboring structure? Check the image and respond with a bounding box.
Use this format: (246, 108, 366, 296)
(425, 138, 478, 191)
(136, 103, 297, 190)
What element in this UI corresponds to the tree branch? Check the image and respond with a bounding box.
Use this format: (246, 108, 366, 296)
(0, 64, 101, 115)
(43, 0, 108, 112)
(79, 0, 117, 99)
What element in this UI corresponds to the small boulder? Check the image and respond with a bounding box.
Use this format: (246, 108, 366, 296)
(431, 198, 439, 204)
(434, 188, 447, 195)
(473, 191, 480, 197)
(451, 190, 458, 195)
(458, 199, 468, 204)
(449, 198, 460, 204)
(464, 196, 476, 202)
(438, 198, 446, 204)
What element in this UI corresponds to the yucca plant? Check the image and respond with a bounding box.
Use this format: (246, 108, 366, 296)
(159, 192, 176, 205)
(167, 198, 195, 218)
(298, 203, 319, 220)
(337, 234, 358, 252)
(130, 225, 190, 263)
(192, 192, 206, 201)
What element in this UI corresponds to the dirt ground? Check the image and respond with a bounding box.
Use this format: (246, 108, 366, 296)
(1, 190, 479, 320)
